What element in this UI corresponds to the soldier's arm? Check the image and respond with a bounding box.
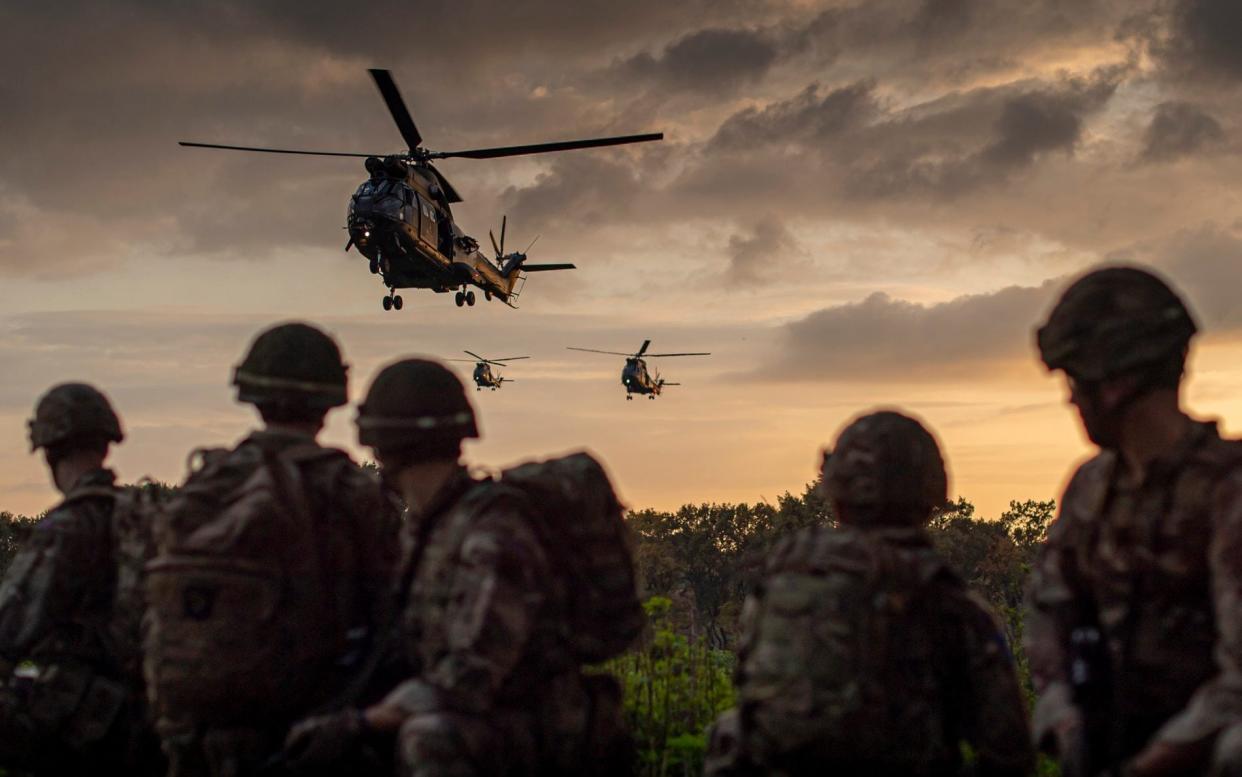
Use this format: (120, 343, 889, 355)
(1142, 471, 1242, 761)
(382, 498, 548, 717)
(0, 516, 93, 663)
(955, 591, 1036, 777)
(1023, 471, 1094, 753)
(346, 470, 403, 633)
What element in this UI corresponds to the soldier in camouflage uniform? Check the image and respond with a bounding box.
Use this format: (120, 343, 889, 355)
(706, 410, 1034, 777)
(146, 322, 400, 777)
(282, 358, 633, 777)
(0, 383, 158, 775)
(1027, 266, 1242, 776)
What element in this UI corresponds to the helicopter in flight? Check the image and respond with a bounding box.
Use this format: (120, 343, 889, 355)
(567, 339, 710, 400)
(180, 69, 662, 311)
(449, 351, 530, 391)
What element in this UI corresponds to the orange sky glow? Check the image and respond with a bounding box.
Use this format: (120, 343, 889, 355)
(3, 0, 1241, 519)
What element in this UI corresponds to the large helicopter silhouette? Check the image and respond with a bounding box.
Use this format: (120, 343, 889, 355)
(567, 340, 710, 399)
(180, 69, 661, 311)
(448, 351, 529, 391)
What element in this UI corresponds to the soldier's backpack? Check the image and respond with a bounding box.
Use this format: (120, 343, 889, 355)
(143, 442, 351, 727)
(494, 451, 644, 663)
(736, 526, 961, 773)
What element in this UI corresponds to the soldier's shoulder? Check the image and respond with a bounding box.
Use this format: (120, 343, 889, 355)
(1192, 432, 1242, 473)
(1063, 450, 1115, 496)
(764, 525, 855, 575)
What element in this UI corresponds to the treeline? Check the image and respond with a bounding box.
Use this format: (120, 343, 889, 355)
(0, 482, 1055, 777)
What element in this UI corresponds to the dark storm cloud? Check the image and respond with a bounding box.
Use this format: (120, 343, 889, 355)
(707, 81, 878, 151)
(761, 224, 1242, 380)
(1140, 101, 1226, 162)
(766, 283, 1057, 380)
(724, 218, 804, 286)
(1155, 0, 1242, 82)
(618, 27, 780, 94)
(501, 154, 647, 230)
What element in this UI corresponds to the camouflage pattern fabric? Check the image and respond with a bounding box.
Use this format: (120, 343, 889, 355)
(0, 468, 145, 774)
(1026, 421, 1242, 773)
(153, 430, 401, 777)
(383, 467, 631, 777)
(707, 524, 1033, 777)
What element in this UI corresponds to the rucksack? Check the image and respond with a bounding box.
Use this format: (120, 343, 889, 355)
(496, 451, 644, 663)
(143, 442, 350, 728)
(738, 526, 956, 771)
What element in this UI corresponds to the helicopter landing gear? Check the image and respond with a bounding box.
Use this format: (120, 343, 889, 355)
(648, 395, 655, 400)
(392, 295, 403, 310)
(484, 290, 492, 302)
(455, 291, 465, 307)
(369, 257, 379, 274)
(626, 395, 633, 401)
(382, 296, 392, 311)
(466, 291, 476, 306)
(382, 290, 402, 311)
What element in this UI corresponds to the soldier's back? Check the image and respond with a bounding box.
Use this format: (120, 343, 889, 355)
(718, 524, 1031, 776)
(145, 431, 398, 776)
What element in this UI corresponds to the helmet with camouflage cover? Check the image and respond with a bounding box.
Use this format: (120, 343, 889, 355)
(232, 322, 348, 409)
(1036, 266, 1197, 383)
(28, 382, 124, 452)
(356, 358, 479, 458)
(820, 410, 947, 525)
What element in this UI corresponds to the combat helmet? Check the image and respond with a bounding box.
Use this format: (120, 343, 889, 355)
(356, 358, 479, 459)
(233, 322, 348, 409)
(28, 382, 124, 452)
(820, 410, 947, 526)
(1037, 266, 1197, 383)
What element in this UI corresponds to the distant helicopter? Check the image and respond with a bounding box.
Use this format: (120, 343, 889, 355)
(180, 69, 661, 311)
(449, 351, 530, 391)
(567, 340, 710, 399)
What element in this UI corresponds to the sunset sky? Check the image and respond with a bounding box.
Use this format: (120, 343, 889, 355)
(3, 0, 1242, 518)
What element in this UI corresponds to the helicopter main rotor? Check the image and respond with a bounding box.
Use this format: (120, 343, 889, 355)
(180, 69, 663, 205)
(566, 339, 711, 359)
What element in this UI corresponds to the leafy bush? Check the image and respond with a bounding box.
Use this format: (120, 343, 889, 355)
(605, 597, 736, 777)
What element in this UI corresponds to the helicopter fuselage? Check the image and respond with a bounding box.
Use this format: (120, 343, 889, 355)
(473, 362, 504, 389)
(622, 358, 663, 396)
(347, 159, 520, 305)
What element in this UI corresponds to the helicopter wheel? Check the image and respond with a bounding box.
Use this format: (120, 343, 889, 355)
(484, 290, 492, 301)
(466, 291, 476, 306)
(455, 292, 465, 307)
(382, 296, 392, 311)
(392, 295, 403, 310)
(369, 258, 379, 274)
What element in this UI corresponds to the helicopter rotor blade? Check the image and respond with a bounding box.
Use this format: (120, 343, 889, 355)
(464, 350, 487, 363)
(369, 69, 423, 150)
(566, 347, 633, 357)
(636, 340, 651, 357)
(647, 352, 712, 357)
(488, 231, 501, 258)
(500, 215, 507, 256)
(427, 132, 663, 161)
(524, 234, 540, 253)
(491, 356, 531, 363)
(425, 164, 463, 203)
(179, 142, 377, 157)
